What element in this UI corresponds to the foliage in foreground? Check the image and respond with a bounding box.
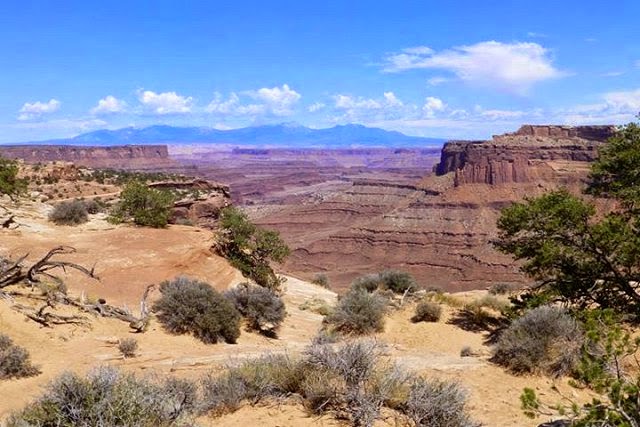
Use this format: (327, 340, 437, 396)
(152, 276, 241, 344)
(224, 282, 286, 337)
(492, 306, 583, 377)
(216, 206, 290, 291)
(0, 334, 40, 380)
(325, 288, 388, 335)
(7, 366, 196, 427)
(351, 270, 418, 294)
(202, 340, 477, 427)
(520, 310, 640, 426)
(494, 121, 640, 316)
(109, 180, 174, 228)
(48, 200, 89, 225)
(0, 156, 27, 199)
(411, 301, 442, 323)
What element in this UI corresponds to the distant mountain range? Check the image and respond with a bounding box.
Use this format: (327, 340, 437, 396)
(7, 124, 445, 148)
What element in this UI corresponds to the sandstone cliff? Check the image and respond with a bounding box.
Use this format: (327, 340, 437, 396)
(148, 179, 231, 228)
(0, 144, 176, 170)
(435, 125, 616, 186)
(253, 125, 617, 292)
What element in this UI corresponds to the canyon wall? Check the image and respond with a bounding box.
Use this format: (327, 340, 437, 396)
(253, 125, 618, 292)
(0, 144, 176, 169)
(435, 125, 616, 185)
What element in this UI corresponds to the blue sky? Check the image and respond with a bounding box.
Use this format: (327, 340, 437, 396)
(1, 0, 639, 142)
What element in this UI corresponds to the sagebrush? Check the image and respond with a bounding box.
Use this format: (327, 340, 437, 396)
(326, 288, 387, 335)
(224, 283, 286, 336)
(153, 276, 241, 344)
(0, 334, 40, 380)
(7, 366, 196, 426)
(492, 306, 583, 376)
(48, 200, 89, 225)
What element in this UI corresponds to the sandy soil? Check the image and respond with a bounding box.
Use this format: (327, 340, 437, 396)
(0, 200, 590, 426)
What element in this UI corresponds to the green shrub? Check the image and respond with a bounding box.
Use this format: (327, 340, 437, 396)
(400, 377, 475, 427)
(311, 273, 330, 288)
(109, 181, 174, 228)
(351, 274, 382, 292)
(492, 306, 583, 376)
(198, 339, 477, 426)
(0, 156, 27, 198)
(82, 198, 103, 214)
(299, 297, 332, 316)
(379, 269, 417, 294)
(201, 353, 305, 415)
(216, 206, 290, 290)
(153, 276, 241, 344)
(118, 337, 138, 358)
(412, 301, 442, 323)
(351, 270, 418, 294)
(488, 283, 512, 295)
(224, 283, 286, 337)
(7, 366, 196, 426)
(48, 200, 89, 225)
(326, 288, 387, 335)
(0, 334, 39, 379)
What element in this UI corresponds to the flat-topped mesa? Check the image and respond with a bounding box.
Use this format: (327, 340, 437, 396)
(498, 124, 617, 141)
(0, 144, 175, 169)
(435, 125, 617, 185)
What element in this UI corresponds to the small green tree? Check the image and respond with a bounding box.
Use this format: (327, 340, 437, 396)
(216, 206, 290, 290)
(0, 157, 27, 199)
(494, 122, 640, 315)
(588, 121, 640, 211)
(109, 181, 174, 228)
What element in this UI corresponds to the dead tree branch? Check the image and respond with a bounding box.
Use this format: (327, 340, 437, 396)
(0, 246, 98, 289)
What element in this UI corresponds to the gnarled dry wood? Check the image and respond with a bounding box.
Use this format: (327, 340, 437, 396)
(11, 301, 89, 327)
(0, 246, 98, 289)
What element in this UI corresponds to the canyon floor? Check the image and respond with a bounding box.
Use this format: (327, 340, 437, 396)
(0, 199, 591, 426)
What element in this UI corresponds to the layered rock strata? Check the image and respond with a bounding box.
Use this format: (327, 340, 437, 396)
(0, 145, 175, 169)
(253, 125, 617, 292)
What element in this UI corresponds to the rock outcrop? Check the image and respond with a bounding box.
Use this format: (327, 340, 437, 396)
(148, 179, 231, 229)
(435, 125, 616, 186)
(0, 144, 175, 170)
(251, 124, 618, 292)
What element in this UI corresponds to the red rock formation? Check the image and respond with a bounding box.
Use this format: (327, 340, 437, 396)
(0, 145, 176, 170)
(252, 125, 618, 292)
(148, 179, 231, 228)
(435, 125, 616, 186)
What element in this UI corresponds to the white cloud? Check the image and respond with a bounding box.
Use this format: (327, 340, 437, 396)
(138, 90, 193, 114)
(207, 84, 301, 117)
(383, 92, 403, 107)
(18, 99, 61, 121)
(602, 71, 624, 77)
(401, 46, 434, 55)
(423, 96, 445, 117)
(334, 94, 381, 110)
(205, 92, 240, 114)
(247, 84, 301, 116)
(527, 32, 547, 38)
(90, 95, 127, 114)
(384, 41, 565, 94)
(427, 76, 449, 86)
(558, 88, 640, 125)
(308, 102, 325, 112)
(331, 91, 410, 122)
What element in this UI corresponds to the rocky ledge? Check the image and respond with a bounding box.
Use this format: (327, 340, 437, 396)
(149, 179, 231, 229)
(435, 125, 616, 185)
(0, 144, 176, 170)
